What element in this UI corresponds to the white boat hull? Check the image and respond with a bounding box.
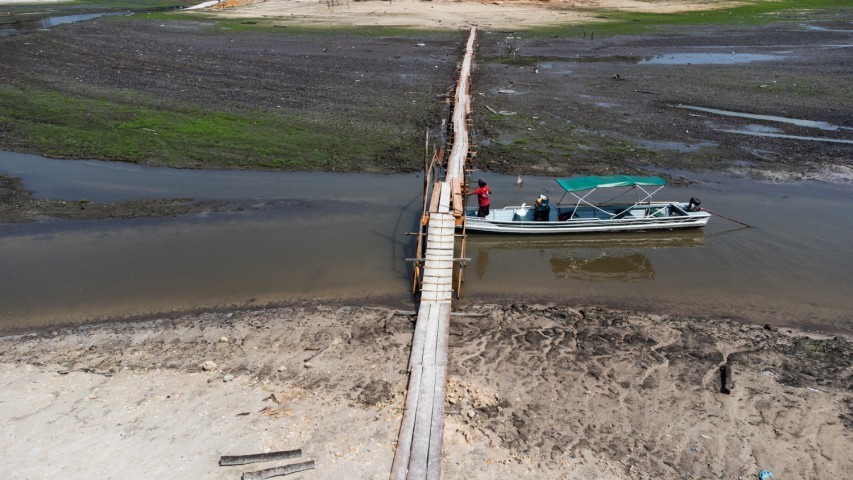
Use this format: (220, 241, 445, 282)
(463, 202, 710, 234)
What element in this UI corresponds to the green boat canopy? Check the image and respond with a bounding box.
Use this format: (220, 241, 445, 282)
(555, 175, 666, 192)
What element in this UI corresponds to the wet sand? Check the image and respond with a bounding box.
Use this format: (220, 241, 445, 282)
(2, 304, 850, 479)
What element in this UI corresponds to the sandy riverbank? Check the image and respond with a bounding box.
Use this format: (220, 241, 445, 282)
(212, 0, 748, 30)
(2, 304, 850, 479)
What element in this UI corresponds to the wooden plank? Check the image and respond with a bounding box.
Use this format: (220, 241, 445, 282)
(407, 364, 438, 478)
(419, 292, 439, 302)
(423, 273, 450, 281)
(426, 365, 448, 480)
(390, 366, 423, 480)
(438, 182, 452, 212)
(424, 272, 452, 280)
(428, 237, 453, 245)
(450, 178, 463, 216)
(428, 182, 442, 213)
(408, 304, 431, 370)
(219, 449, 302, 466)
(241, 461, 315, 480)
(424, 263, 453, 271)
(423, 271, 451, 281)
(422, 305, 441, 367)
(435, 306, 450, 367)
(430, 217, 454, 225)
(423, 263, 451, 273)
(431, 221, 455, 228)
(422, 285, 451, 294)
(424, 262, 452, 270)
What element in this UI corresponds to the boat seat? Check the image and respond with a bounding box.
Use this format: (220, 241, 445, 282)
(613, 209, 630, 219)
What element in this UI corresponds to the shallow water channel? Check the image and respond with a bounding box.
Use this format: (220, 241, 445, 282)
(1, 152, 851, 334)
(0, 12, 128, 37)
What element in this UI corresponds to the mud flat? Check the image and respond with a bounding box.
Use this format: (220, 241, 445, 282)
(1, 304, 850, 479)
(0, 174, 237, 222)
(0, 4, 850, 181)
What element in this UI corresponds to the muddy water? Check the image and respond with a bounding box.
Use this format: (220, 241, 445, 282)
(1, 153, 851, 334)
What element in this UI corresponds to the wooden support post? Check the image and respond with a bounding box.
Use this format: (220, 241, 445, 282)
(456, 220, 467, 299)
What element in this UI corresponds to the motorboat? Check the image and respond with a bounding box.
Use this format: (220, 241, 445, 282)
(463, 175, 711, 234)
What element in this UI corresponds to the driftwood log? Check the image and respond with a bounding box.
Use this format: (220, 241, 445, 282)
(241, 460, 316, 480)
(219, 449, 301, 466)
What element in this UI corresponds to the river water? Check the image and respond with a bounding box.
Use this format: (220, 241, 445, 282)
(1, 151, 851, 334)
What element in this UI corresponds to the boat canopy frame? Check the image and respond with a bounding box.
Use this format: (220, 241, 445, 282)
(554, 175, 668, 219)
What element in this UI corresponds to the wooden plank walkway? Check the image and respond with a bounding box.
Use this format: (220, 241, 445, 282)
(390, 27, 477, 480)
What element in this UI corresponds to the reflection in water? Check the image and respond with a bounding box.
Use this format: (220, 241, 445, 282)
(473, 248, 490, 279)
(466, 230, 706, 252)
(468, 231, 704, 281)
(550, 253, 654, 282)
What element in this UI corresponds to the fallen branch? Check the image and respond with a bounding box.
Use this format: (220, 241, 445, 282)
(303, 347, 327, 362)
(634, 89, 660, 95)
(241, 461, 315, 480)
(219, 449, 302, 466)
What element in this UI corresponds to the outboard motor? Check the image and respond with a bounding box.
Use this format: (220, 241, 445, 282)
(688, 197, 702, 212)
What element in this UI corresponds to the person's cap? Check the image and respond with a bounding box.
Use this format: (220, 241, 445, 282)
(539, 194, 548, 200)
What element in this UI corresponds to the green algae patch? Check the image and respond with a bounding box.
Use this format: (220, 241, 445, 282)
(0, 87, 422, 171)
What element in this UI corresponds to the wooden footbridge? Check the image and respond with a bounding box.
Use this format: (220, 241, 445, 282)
(390, 27, 477, 480)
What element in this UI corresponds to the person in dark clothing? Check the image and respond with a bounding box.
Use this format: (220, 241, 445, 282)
(533, 194, 550, 221)
(468, 178, 491, 218)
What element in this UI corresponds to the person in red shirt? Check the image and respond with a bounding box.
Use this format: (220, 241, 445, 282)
(467, 178, 492, 217)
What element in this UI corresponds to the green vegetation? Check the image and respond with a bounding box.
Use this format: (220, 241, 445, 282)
(134, 11, 455, 38)
(0, 0, 193, 23)
(528, 0, 851, 37)
(0, 87, 422, 171)
(60, 0, 188, 7)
